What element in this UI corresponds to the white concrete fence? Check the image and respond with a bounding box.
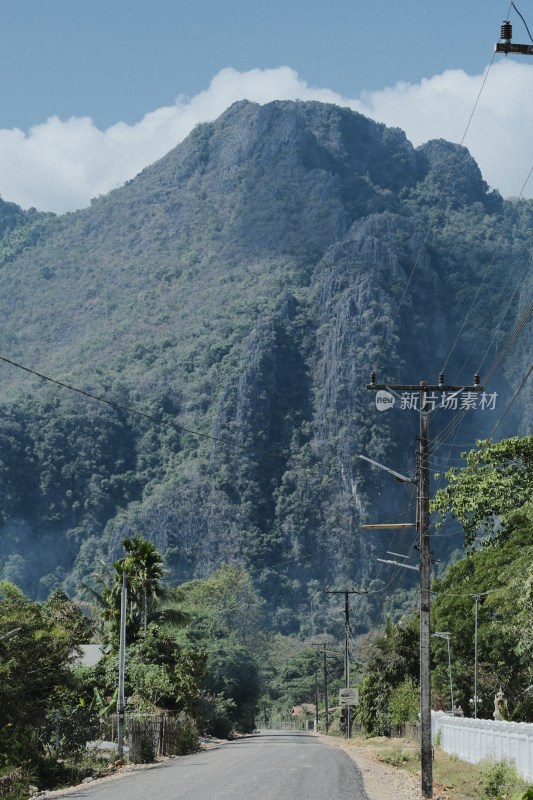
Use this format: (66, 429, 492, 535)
(432, 711, 533, 782)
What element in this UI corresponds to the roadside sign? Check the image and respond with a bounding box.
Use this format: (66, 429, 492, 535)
(339, 687, 359, 706)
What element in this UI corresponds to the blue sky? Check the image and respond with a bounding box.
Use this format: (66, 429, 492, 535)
(1, 0, 503, 130)
(2, 0, 533, 211)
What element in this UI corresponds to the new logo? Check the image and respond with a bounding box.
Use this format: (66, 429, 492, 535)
(375, 390, 395, 411)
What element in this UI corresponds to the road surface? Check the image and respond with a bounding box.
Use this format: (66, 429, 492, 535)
(55, 731, 369, 800)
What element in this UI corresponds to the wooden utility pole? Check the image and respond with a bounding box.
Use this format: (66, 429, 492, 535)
(326, 589, 366, 738)
(310, 641, 338, 733)
(367, 374, 482, 799)
(419, 382, 432, 798)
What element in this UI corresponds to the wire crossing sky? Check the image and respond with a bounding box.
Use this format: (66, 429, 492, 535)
(2, 0, 533, 211)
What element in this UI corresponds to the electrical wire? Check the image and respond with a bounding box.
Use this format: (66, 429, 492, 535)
(436, 5, 533, 411)
(0, 354, 241, 448)
(440, 168, 533, 376)
(511, 2, 533, 43)
(451, 235, 533, 383)
(427, 295, 532, 455)
(480, 297, 533, 383)
(373, 52, 497, 375)
(488, 362, 533, 437)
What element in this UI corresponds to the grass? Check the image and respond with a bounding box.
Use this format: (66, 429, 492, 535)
(343, 735, 532, 800)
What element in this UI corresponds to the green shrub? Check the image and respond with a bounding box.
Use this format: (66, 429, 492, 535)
(200, 695, 237, 739)
(389, 679, 419, 727)
(480, 759, 518, 799)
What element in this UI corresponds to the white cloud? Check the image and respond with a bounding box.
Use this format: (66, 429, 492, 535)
(1, 62, 533, 213)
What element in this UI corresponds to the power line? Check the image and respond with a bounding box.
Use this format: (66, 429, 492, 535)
(489, 363, 533, 437)
(373, 52, 497, 374)
(481, 297, 533, 382)
(428, 298, 532, 454)
(511, 2, 533, 43)
(451, 236, 533, 383)
(441, 171, 533, 376)
(0, 353, 263, 455)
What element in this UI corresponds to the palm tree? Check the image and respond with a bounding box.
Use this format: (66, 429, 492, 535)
(122, 535, 165, 636)
(81, 537, 188, 645)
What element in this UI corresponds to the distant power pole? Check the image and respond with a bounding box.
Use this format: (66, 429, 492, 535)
(309, 642, 334, 733)
(367, 373, 482, 800)
(326, 589, 366, 739)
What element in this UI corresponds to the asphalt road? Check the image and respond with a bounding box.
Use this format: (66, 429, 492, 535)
(55, 731, 369, 800)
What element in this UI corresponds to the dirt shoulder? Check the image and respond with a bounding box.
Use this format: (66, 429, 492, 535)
(319, 735, 423, 800)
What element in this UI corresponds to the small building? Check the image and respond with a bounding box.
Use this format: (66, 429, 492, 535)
(290, 704, 317, 731)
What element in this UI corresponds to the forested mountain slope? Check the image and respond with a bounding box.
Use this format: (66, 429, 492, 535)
(0, 100, 530, 631)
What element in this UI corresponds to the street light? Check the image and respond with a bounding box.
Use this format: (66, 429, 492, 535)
(432, 632, 454, 716)
(472, 592, 490, 719)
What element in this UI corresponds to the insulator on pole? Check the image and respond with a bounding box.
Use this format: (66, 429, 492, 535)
(370, 371, 376, 386)
(438, 372, 445, 387)
(474, 373, 480, 386)
(501, 20, 512, 43)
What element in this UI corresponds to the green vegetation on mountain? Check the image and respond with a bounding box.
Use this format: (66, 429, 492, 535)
(0, 100, 530, 635)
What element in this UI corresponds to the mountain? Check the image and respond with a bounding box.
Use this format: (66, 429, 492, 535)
(0, 100, 530, 632)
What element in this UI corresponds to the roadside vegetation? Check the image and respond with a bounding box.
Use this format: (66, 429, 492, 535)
(0, 540, 267, 796)
(0, 436, 531, 799)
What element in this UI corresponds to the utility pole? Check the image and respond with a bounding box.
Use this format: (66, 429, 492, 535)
(117, 569, 127, 760)
(419, 382, 432, 798)
(309, 641, 339, 733)
(315, 672, 319, 731)
(367, 373, 482, 800)
(326, 589, 366, 738)
(323, 644, 329, 733)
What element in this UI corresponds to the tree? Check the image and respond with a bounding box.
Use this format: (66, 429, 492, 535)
(355, 618, 419, 735)
(179, 565, 265, 647)
(42, 587, 94, 641)
(0, 581, 81, 765)
(126, 625, 207, 715)
(122, 535, 165, 636)
(431, 501, 533, 720)
(428, 435, 533, 720)
(178, 566, 265, 732)
(267, 647, 322, 712)
(431, 436, 533, 546)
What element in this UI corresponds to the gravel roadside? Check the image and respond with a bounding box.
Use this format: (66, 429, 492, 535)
(319, 736, 422, 800)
